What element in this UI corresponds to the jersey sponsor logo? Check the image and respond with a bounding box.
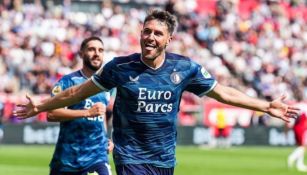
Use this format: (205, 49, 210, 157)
(170, 72, 181, 84)
(129, 75, 139, 82)
(136, 88, 173, 113)
(51, 85, 62, 95)
(201, 67, 211, 78)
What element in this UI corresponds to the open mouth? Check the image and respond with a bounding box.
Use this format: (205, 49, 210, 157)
(145, 43, 156, 50)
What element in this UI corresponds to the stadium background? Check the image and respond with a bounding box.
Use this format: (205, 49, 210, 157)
(0, 0, 306, 174)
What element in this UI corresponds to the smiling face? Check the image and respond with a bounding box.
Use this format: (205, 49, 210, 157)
(79, 40, 104, 71)
(140, 19, 172, 63)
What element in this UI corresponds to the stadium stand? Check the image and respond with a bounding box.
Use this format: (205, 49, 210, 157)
(0, 0, 306, 126)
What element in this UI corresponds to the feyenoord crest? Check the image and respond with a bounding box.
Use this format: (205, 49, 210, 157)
(170, 72, 181, 84)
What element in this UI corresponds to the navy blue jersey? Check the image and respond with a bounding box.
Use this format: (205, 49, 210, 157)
(92, 53, 216, 168)
(50, 70, 110, 172)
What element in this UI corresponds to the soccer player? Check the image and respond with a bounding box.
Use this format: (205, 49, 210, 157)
(287, 111, 307, 172)
(14, 10, 299, 175)
(47, 36, 113, 175)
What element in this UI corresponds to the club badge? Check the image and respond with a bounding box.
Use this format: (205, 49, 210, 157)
(170, 72, 181, 84)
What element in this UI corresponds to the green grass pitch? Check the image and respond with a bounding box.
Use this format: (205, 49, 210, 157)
(0, 145, 305, 175)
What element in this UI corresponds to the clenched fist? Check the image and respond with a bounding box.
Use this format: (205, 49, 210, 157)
(88, 102, 106, 117)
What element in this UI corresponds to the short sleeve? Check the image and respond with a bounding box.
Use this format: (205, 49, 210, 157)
(51, 78, 71, 97)
(185, 63, 217, 97)
(91, 60, 117, 91)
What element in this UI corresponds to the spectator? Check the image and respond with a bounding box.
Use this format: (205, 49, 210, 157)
(0, 0, 306, 126)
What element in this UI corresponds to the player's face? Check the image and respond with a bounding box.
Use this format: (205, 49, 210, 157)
(140, 19, 172, 61)
(80, 40, 104, 71)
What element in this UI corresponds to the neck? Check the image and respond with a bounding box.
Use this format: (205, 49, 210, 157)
(81, 66, 95, 78)
(141, 52, 166, 70)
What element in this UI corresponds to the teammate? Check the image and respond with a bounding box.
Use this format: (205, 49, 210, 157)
(287, 109, 307, 172)
(48, 36, 113, 175)
(14, 10, 299, 175)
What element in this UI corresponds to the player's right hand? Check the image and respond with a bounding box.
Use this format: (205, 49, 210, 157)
(88, 102, 106, 117)
(13, 94, 39, 119)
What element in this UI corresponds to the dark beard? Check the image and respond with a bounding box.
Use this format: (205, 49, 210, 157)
(83, 58, 101, 71)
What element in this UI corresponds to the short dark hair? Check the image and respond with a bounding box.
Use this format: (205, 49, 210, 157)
(80, 36, 103, 51)
(144, 9, 178, 35)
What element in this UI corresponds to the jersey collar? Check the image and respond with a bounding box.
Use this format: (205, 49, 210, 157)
(140, 54, 165, 70)
(79, 70, 89, 79)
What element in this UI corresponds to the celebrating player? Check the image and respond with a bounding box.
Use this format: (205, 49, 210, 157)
(14, 10, 299, 175)
(47, 37, 113, 175)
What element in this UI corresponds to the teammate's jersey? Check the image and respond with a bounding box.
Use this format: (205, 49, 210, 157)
(92, 52, 216, 168)
(50, 70, 110, 172)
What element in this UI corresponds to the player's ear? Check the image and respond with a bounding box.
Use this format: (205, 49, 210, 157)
(166, 35, 173, 47)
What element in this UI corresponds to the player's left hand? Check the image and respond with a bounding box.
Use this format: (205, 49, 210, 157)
(108, 139, 114, 153)
(268, 94, 300, 122)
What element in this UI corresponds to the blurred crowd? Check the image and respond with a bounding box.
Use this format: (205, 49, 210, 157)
(0, 0, 306, 125)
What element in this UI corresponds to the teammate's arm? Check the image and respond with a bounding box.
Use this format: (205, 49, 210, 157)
(207, 83, 299, 122)
(14, 80, 102, 119)
(103, 114, 107, 131)
(47, 103, 105, 122)
(101, 109, 114, 153)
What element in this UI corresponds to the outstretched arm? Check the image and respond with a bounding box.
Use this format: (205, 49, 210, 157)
(14, 80, 102, 119)
(206, 83, 300, 122)
(47, 103, 106, 122)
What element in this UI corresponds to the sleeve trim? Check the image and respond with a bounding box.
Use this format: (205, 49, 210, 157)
(198, 80, 217, 97)
(91, 76, 109, 91)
